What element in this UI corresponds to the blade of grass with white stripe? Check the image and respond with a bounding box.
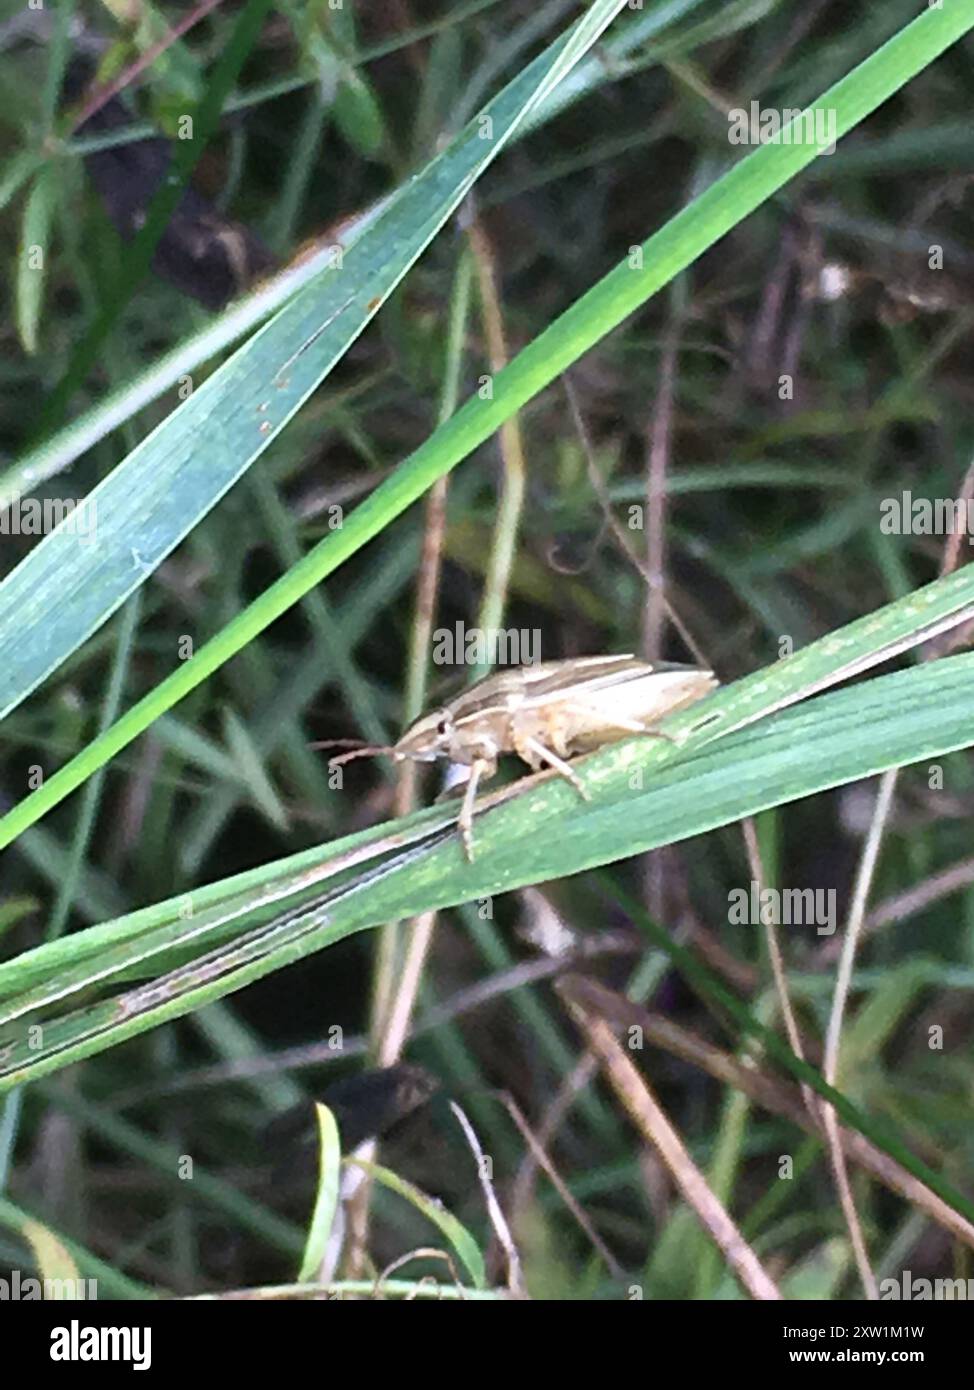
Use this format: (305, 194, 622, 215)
(0, 2, 970, 852)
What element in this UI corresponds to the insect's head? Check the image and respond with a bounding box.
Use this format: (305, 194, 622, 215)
(313, 708, 455, 772)
(392, 707, 455, 762)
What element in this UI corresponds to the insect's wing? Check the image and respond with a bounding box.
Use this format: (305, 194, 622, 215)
(447, 656, 637, 719)
(526, 660, 717, 746)
(516, 655, 642, 699)
(450, 655, 715, 734)
(517, 656, 713, 708)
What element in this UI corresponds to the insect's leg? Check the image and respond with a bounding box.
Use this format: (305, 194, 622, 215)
(630, 722, 675, 745)
(513, 732, 591, 802)
(635, 726, 677, 744)
(457, 757, 490, 862)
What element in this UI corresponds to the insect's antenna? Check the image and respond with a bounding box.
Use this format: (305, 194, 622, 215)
(308, 738, 370, 752)
(323, 743, 394, 768)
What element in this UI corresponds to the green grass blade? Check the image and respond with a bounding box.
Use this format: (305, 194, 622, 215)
(350, 1157, 487, 1289)
(297, 1103, 342, 1283)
